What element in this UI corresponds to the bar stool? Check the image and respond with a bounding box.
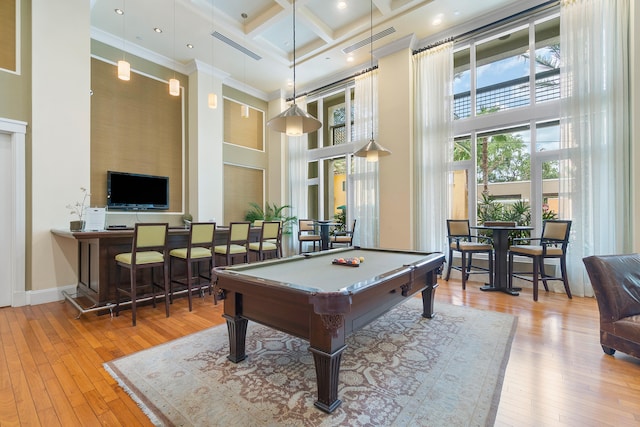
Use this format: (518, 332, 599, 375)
(169, 222, 216, 311)
(115, 223, 170, 326)
(298, 219, 321, 253)
(214, 221, 251, 265)
(249, 221, 281, 261)
(444, 219, 494, 290)
(330, 219, 357, 248)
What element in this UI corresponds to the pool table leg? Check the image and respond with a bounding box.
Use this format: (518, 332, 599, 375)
(309, 344, 347, 413)
(421, 280, 439, 318)
(223, 314, 248, 363)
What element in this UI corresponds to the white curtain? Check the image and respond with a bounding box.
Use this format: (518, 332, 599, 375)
(351, 70, 379, 247)
(288, 98, 310, 236)
(414, 43, 454, 252)
(559, 0, 631, 297)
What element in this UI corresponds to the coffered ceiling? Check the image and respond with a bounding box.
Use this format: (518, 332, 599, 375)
(90, 0, 549, 99)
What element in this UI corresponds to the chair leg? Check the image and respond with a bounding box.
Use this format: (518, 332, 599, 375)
(444, 249, 453, 280)
(466, 254, 473, 282)
(130, 268, 137, 326)
(461, 252, 467, 290)
(560, 257, 572, 299)
(150, 268, 157, 309)
(532, 257, 540, 302)
(163, 261, 170, 318)
(186, 260, 193, 312)
(541, 262, 550, 291)
(508, 251, 513, 289)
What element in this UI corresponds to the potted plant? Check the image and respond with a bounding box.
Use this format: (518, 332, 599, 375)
(67, 187, 90, 231)
(245, 202, 297, 234)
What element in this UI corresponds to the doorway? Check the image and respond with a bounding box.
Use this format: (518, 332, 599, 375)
(0, 118, 26, 307)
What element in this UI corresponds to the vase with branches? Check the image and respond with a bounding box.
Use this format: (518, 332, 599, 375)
(66, 187, 90, 231)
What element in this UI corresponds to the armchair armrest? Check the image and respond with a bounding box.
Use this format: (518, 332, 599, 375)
(512, 236, 541, 245)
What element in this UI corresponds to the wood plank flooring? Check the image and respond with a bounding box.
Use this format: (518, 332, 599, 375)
(1, 278, 640, 426)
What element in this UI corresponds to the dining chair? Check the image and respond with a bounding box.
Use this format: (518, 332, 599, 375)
(169, 222, 216, 311)
(298, 219, 321, 253)
(248, 221, 281, 261)
(214, 221, 251, 265)
(444, 219, 494, 290)
(114, 223, 170, 326)
(330, 219, 357, 248)
(508, 219, 572, 301)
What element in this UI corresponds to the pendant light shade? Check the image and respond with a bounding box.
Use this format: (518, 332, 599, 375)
(268, 104, 321, 136)
(354, 0, 391, 162)
(169, 78, 180, 96)
(208, 1, 217, 109)
(266, 0, 322, 135)
(117, 1, 130, 81)
(354, 138, 391, 162)
(208, 93, 218, 109)
(168, 0, 180, 97)
(241, 104, 250, 118)
(117, 60, 130, 81)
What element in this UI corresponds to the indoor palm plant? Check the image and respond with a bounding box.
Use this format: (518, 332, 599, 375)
(245, 202, 297, 234)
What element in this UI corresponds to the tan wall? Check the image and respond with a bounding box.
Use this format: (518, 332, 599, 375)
(378, 46, 414, 250)
(0, 0, 30, 121)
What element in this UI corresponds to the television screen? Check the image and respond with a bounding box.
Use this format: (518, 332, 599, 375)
(107, 171, 169, 210)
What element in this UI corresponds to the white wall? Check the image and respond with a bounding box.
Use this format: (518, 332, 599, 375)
(31, 0, 90, 296)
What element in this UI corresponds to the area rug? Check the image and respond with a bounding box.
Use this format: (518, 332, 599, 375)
(104, 299, 517, 426)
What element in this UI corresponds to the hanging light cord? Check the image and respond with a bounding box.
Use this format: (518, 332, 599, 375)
(370, 0, 374, 141)
(292, 0, 297, 101)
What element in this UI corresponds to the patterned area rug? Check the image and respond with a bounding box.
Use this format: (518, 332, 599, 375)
(104, 299, 517, 426)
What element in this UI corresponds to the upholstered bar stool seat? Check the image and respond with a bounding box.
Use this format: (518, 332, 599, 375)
(249, 221, 281, 261)
(214, 222, 251, 266)
(444, 219, 494, 290)
(115, 223, 170, 326)
(330, 219, 357, 248)
(508, 219, 572, 301)
(298, 219, 321, 253)
(169, 222, 216, 311)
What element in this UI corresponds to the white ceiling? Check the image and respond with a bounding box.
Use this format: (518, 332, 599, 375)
(90, 0, 550, 99)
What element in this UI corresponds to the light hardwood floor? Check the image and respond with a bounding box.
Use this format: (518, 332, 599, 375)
(1, 278, 640, 426)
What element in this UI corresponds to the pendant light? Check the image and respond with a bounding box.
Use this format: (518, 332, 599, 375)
(169, 0, 180, 96)
(208, 0, 218, 109)
(354, 1, 391, 162)
(266, 0, 322, 136)
(240, 13, 249, 118)
(117, 1, 130, 81)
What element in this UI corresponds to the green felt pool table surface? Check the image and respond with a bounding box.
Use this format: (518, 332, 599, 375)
(221, 247, 434, 293)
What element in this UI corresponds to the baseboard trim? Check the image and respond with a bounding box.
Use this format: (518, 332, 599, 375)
(19, 284, 77, 306)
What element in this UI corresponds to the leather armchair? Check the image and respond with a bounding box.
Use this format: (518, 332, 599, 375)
(582, 254, 640, 359)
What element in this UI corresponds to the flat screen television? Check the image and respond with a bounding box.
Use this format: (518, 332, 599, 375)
(107, 171, 169, 210)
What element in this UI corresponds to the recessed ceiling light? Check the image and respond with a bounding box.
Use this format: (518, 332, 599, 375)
(347, 55, 354, 62)
(114, 8, 124, 15)
(337, 1, 347, 10)
(186, 43, 193, 49)
(153, 27, 163, 33)
(432, 14, 444, 26)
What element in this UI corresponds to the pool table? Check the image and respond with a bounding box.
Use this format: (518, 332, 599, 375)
(212, 247, 445, 413)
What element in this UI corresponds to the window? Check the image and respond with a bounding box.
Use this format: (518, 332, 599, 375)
(303, 87, 357, 226)
(451, 13, 561, 231)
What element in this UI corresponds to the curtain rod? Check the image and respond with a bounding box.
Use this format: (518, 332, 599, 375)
(293, 0, 559, 100)
(289, 65, 378, 102)
(413, 0, 559, 55)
